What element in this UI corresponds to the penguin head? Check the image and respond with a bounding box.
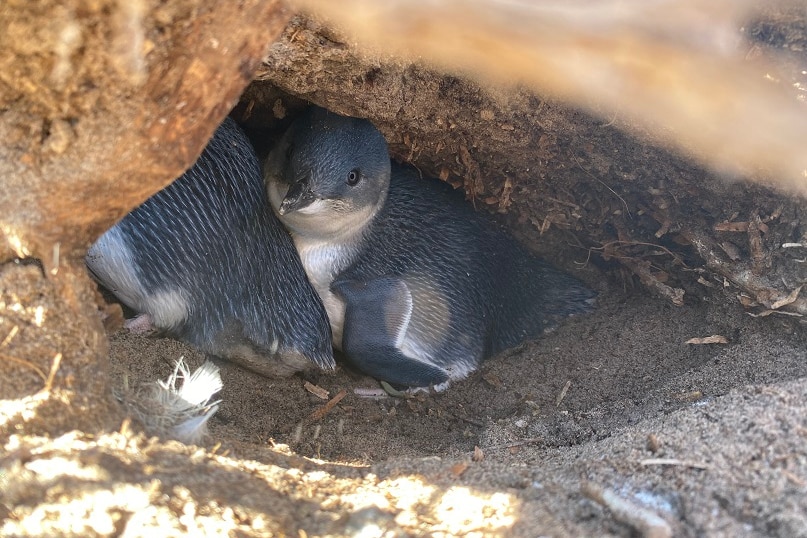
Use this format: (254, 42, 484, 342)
(264, 107, 391, 240)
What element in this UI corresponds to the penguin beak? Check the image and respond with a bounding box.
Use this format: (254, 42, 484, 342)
(279, 180, 316, 215)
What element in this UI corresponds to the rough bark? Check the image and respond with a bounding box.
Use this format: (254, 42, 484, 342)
(0, 1, 290, 437)
(0, 0, 290, 263)
(243, 12, 807, 318)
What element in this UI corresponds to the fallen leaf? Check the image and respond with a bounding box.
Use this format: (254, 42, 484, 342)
(770, 286, 803, 310)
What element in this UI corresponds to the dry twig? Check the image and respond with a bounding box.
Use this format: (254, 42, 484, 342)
(640, 458, 712, 470)
(620, 258, 685, 306)
(309, 389, 348, 421)
(556, 380, 571, 407)
(581, 482, 672, 538)
(685, 335, 728, 345)
(42, 352, 63, 393)
(0, 352, 47, 382)
(481, 438, 543, 451)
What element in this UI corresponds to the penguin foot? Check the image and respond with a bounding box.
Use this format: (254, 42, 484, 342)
(124, 313, 156, 334)
(406, 379, 452, 394)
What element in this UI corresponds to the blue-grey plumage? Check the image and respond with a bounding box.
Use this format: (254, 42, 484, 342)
(86, 117, 334, 377)
(264, 107, 595, 388)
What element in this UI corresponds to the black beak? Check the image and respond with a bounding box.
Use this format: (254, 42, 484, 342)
(278, 180, 316, 215)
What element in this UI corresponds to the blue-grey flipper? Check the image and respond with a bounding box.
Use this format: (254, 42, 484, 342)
(332, 277, 449, 387)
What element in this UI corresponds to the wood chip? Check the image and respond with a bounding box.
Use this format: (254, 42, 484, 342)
(303, 381, 329, 400)
(714, 219, 769, 234)
(556, 380, 571, 407)
(714, 221, 749, 232)
(472, 446, 485, 462)
(672, 390, 703, 402)
(685, 335, 728, 345)
(42, 352, 62, 393)
(581, 482, 672, 538)
(696, 276, 715, 288)
(620, 257, 685, 306)
(646, 433, 662, 453)
(747, 215, 768, 276)
(640, 458, 712, 470)
(1, 325, 20, 348)
(451, 461, 470, 477)
(498, 177, 513, 212)
(308, 389, 348, 421)
(482, 372, 502, 388)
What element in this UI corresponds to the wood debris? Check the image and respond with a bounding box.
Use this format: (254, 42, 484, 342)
(556, 380, 571, 407)
(308, 389, 348, 421)
(682, 229, 807, 316)
(672, 391, 703, 402)
(621, 258, 685, 306)
(646, 433, 662, 453)
(685, 335, 728, 345)
(640, 458, 712, 470)
(581, 482, 672, 538)
(482, 371, 502, 388)
(451, 461, 470, 477)
(303, 381, 329, 400)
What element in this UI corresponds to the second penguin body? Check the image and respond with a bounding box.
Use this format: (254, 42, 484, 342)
(87, 117, 334, 378)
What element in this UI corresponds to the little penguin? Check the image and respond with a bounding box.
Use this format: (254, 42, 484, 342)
(263, 106, 595, 389)
(86, 117, 334, 378)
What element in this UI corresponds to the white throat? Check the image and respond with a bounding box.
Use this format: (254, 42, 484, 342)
(267, 179, 381, 348)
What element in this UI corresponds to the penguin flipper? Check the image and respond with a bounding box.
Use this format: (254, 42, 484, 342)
(332, 276, 449, 388)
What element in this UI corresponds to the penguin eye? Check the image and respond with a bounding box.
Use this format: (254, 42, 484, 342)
(347, 168, 361, 186)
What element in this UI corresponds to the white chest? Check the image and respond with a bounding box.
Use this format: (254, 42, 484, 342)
(296, 238, 354, 348)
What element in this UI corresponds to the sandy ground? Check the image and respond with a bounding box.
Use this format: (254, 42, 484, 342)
(2, 217, 806, 536)
(63, 271, 804, 536)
